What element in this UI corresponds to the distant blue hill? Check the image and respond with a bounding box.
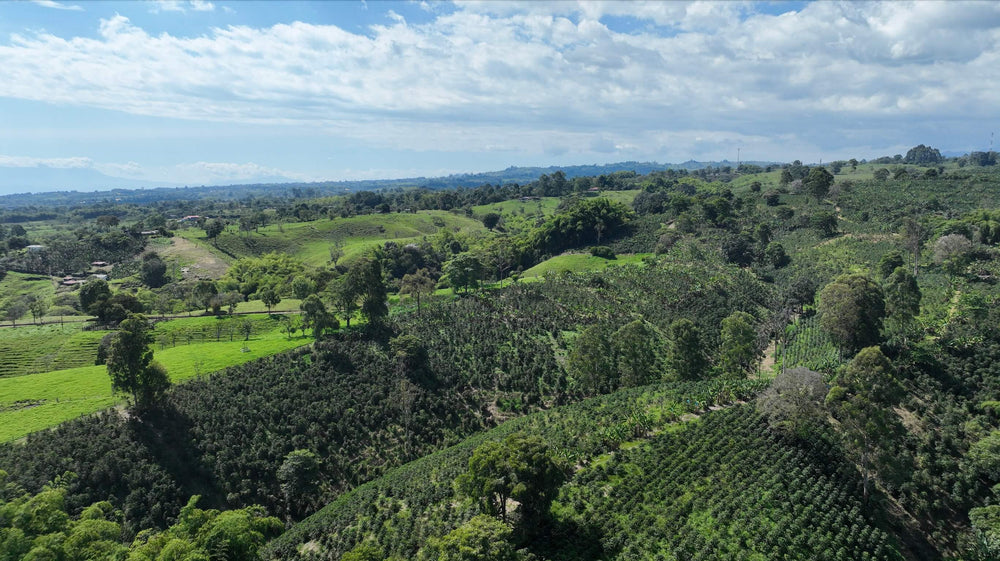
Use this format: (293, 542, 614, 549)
(0, 160, 775, 208)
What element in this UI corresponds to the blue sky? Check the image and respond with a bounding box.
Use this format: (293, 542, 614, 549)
(0, 0, 998, 191)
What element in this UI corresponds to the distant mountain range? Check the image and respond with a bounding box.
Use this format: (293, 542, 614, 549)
(0, 165, 181, 194)
(0, 159, 777, 208)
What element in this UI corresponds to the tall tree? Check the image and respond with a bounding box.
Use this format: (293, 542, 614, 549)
(757, 367, 827, 438)
(818, 274, 886, 356)
(106, 314, 169, 409)
(719, 311, 761, 379)
(612, 319, 663, 388)
(348, 258, 388, 325)
(667, 318, 706, 381)
(456, 433, 565, 531)
(400, 268, 436, 315)
(277, 449, 321, 522)
(259, 287, 281, 313)
(444, 253, 483, 294)
(568, 323, 615, 394)
(883, 266, 922, 346)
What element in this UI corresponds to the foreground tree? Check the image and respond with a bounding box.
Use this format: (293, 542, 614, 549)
(818, 274, 886, 356)
(400, 268, 436, 315)
(106, 313, 169, 409)
(456, 433, 566, 531)
(277, 449, 321, 522)
(259, 287, 281, 313)
(666, 318, 706, 380)
(612, 319, 663, 387)
(757, 367, 827, 438)
(804, 166, 834, 203)
(719, 311, 761, 379)
(348, 258, 388, 325)
(568, 323, 615, 394)
(420, 515, 524, 561)
(445, 253, 484, 294)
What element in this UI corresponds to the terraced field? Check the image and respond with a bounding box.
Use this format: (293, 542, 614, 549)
(0, 324, 105, 378)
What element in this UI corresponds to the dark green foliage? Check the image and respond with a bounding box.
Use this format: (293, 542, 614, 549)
(667, 318, 707, 380)
(819, 274, 886, 355)
(904, 144, 943, 165)
(263, 381, 771, 561)
(456, 433, 566, 529)
(568, 324, 615, 394)
(277, 450, 321, 521)
(719, 310, 761, 379)
(79, 278, 111, 315)
(266, 397, 898, 561)
(140, 252, 168, 288)
(106, 314, 169, 409)
(877, 251, 906, 278)
(804, 166, 834, 203)
(589, 245, 615, 259)
(444, 253, 483, 294)
(530, 198, 633, 256)
(611, 319, 663, 387)
(481, 212, 501, 231)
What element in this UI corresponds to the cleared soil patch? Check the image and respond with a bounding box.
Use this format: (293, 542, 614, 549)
(158, 236, 231, 279)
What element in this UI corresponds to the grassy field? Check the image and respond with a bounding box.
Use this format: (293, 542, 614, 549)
(472, 197, 561, 218)
(519, 252, 652, 279)
(0, 271, 56, 315)
(179, 211, 485, 266)
(0, 320, 312, 442)
(0, 323, 105, 377)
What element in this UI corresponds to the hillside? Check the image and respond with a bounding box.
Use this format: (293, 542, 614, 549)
(1, 155, 1000, 560)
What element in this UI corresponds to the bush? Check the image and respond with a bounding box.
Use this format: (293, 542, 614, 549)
(590, 246, 616, 259)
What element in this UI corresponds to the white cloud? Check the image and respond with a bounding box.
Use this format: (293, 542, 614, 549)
(0, 155, 93, 168)
(148, 0, 215, 14)
(1, 2, 999, 162)
(29, 0, 84, 11)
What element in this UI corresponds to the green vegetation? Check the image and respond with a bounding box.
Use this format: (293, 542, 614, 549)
(1, 149, 1000, 559)
(181, 211, 485, 266)
(519, 252, 649, 279)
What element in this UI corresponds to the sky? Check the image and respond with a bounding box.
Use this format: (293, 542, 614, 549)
(0, 0, 999, 191)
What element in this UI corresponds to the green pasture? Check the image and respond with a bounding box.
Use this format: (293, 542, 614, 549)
(472, 197, 560, 218)
(520, 252, 652, 279)
(0, 318, 311, 442)
(179, 211, 485, 266)
(0, 271, 56, 311)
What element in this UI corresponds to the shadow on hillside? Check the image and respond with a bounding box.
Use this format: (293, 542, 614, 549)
(527, 517, 606, 561)
(127, 402, 226, 510)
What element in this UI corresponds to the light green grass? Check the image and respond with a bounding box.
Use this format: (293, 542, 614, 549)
(180, 211, 485, 266)
(520, 252, 652, 279)
(0, 323, 311, 442)
(0, 271, 56, 310)
(0, 323, 105, 378)
(472, 197, 561, 218)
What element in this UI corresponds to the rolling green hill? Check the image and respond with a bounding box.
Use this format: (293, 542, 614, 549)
(180, 211, 486, 266)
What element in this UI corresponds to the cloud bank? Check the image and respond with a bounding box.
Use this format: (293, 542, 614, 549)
(2, 1, 998, 163)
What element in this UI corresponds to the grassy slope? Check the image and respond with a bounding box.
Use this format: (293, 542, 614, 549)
(179, 211, 486, 266)
(0, 323, 105, 377)
(519, 253, 652, 279)
(0, 271, 55, 311)
(0, 317, 311, 442)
